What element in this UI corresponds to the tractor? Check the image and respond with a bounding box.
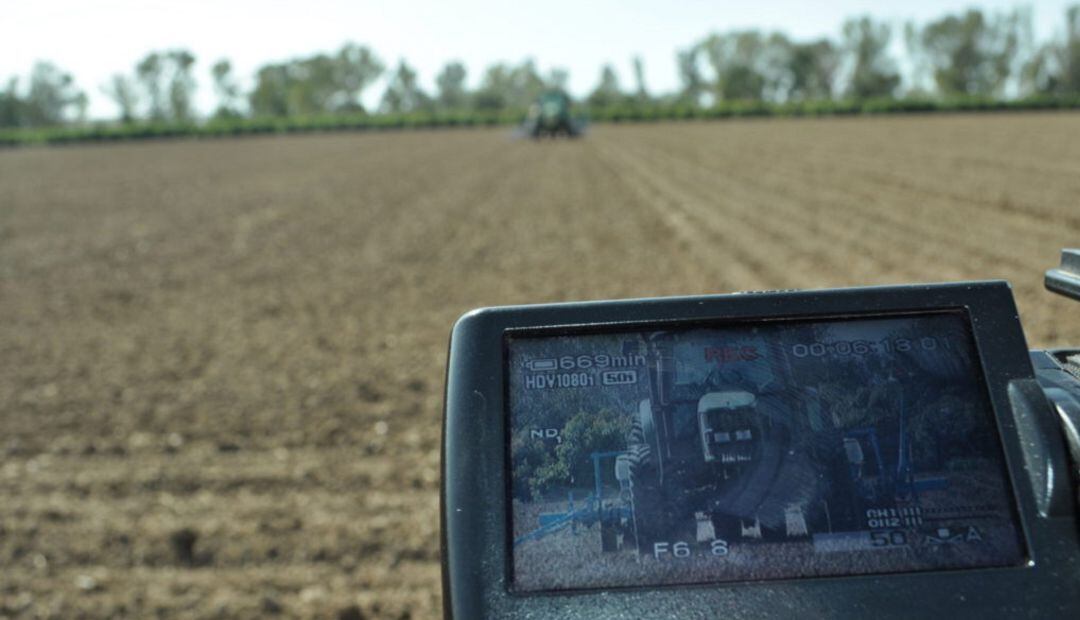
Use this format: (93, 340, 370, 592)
(605, 331, 959, 557)
(610, 332, 824, 554)
(523, 90, 583, 139)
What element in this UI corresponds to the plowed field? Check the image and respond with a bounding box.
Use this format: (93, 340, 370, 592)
(2, 113, 1078, 618)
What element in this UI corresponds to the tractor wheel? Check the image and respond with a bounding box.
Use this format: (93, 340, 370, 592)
(623, 425, 666, 556)
(600, 518, 623, 552)
(627, 419, 647, 446)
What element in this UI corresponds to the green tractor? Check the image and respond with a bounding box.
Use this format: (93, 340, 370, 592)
(523, 90, 584, 139)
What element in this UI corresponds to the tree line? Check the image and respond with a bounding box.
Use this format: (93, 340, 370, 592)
(2, 6, 1079, 129)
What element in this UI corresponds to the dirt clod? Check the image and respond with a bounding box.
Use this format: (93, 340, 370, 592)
(261, 596, 284, 614)
(169, 528, 199, 566)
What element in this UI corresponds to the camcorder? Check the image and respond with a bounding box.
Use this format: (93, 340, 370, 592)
(441, 249, 1080, 619)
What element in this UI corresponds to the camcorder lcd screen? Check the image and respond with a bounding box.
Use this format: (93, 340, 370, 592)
(506, 312, 1025, 592)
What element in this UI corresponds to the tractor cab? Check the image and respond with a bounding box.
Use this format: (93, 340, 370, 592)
(536, 91, 568, 122)
(698, 391, 758, 465)
(627, 332, 773, 487)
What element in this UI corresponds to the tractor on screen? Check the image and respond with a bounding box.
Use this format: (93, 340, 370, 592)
(523, 90, 584, 139)
(608, 333, 822, 554)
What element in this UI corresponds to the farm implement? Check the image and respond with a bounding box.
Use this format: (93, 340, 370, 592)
(514, 451, 630, 548)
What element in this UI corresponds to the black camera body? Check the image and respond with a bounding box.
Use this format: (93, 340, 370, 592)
(441, 251, 1080, 619)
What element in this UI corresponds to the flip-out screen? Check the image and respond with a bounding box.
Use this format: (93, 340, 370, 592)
(507, 312, 1024, 592)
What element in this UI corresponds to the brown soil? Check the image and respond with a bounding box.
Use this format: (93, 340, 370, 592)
(1, 114, 1078, 618)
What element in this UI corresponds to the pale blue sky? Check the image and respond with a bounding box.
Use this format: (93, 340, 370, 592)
(2, 1, 1072, 119)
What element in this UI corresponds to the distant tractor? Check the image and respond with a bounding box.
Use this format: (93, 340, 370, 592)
(524, 90, 583, 139)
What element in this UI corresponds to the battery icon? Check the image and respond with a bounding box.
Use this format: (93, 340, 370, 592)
(525, 358, 558, 372)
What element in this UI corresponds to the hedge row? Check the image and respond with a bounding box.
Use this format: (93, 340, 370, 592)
(3, 96, 1079, 147)
(585, 95, 1080, 123)
(0, 110, 520, 147)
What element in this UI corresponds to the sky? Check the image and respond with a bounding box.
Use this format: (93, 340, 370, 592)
(1, 0, 1073, 119)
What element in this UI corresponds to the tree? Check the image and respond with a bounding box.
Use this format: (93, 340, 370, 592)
(1061, 5, 1080, 92)
(211, 59, 241, 118)
(333, 43, 384, 112)
(786, 39, 839, 101)
(700, 31, 791, 102)
(547, 68, 569, 91)
(167, 50, 197, 122)
(23, 62, 84, 126)
(523, 408, 628, 499)
(509, 60, 546, 107)
(249, 63, 291, 117)
(632, 56, 649, 102)
(0, 78, 25, 127)
(248, 44, 384, 117)
(0, 63, 85, 127)
(72, 91, 88, 123)
(136, 52, 166, 120)
(288, 54, 340, 113)
(132, 50, 197, 121)
(909, 9, 1026, 97)
(435, 61, 468, 110)
(473, 60, 546, 110)
(842, 17, 901, 99)
(380, 60, 431, 113)
(587, 64, 623, 108)
(1023, 6, 1080, 95)
(473, 64, 511, 110)
(102, 74, 140, 123)
(676, 47, 707, 105)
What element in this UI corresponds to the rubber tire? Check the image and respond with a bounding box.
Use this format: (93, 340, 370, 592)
(625, 422, 666, 555)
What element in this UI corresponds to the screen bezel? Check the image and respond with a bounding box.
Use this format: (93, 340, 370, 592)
(502, 308, 1028, 593)
(442, 282, 1078, 619)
